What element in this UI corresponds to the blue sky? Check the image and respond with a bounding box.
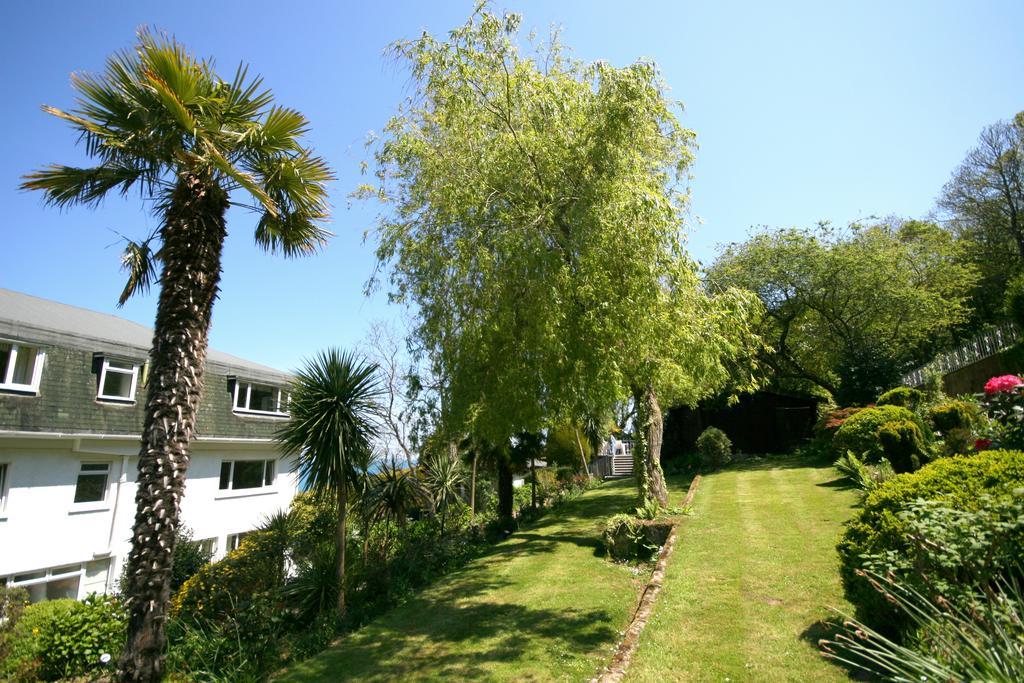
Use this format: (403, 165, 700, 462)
(2, 1, 1021, 372)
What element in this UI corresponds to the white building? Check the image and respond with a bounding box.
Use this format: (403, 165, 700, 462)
(0, 289, 299, 602)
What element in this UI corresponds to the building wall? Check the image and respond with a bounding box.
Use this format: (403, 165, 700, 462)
(0, 346, 283, 440)
(0, 434, 298, 598)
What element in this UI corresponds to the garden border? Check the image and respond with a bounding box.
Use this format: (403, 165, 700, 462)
(594, 474, 702, 683)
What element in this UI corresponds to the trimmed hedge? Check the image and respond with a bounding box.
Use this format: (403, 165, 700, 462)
(837, 449, 1024, 632)
(832, 404, 930, 461)
(876, 387, 924, 410)
(695, 427, 732, 470)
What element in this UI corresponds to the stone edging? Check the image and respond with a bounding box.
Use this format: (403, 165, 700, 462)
(593, 475, 703, 683)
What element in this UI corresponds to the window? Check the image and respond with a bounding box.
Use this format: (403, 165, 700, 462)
(218, 460, 276, 491)
(198, 537, 218, 557)
(0, 342, 45, 393)
(233, 381, 288, 415)
(97, 358, 140, 402)
(74, 463, 110, 503)
(4, 564, 83, 603)
(226, 531, 251, 553)
(0, 463, 7, 512)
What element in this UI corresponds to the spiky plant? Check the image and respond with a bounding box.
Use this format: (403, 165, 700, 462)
(421, 449, 466, 536)
(21, 30, 332, 681)
(276, 349, 382, 620)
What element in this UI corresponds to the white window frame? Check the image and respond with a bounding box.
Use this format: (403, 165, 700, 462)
(72, 461, 111, 509)
(97, 358, 140, 403)
(232, 380, 289, 416)
(226, 531, 252, 553)
(0, 341, 45, 394)
(4, 563, 85, 601)
(198, 537, 218, 558)
(218, 459, 276, 493)
(0, 462, 9, 518)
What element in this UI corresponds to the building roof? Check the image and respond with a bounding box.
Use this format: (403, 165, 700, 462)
(0, 288, 291, 383)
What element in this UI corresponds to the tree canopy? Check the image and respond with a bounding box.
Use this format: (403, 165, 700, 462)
(709, 220, 977, 404)
(361, 9, 763, 472)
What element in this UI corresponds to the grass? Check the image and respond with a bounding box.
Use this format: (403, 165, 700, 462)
(626, 455, 859, 682)
(276, 478, 645, 682)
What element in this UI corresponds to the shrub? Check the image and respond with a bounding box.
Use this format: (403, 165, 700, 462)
(832, 405, 930, 461)
(980, 374, 1024, 450)
(834, 451, 895, 492)
(171, 532, 281, 622)
(929, 399, 984, 455)
(814, 406, 865, 442)
(859, 494, 1024, 615)
(544, 423, 591, 468)
(837, 450, 1024, 633)
(695, 427, 732, 470)
(876, 386, 924, 410)
(877, 420, 929, 473)
(0, 595, 125, 681)
(601, 514, 668, 560)
(822, 570, 1024, 682)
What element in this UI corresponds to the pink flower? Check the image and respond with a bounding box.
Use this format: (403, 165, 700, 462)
(974, 438, 992, 451)
(983, 375, 1023, 395)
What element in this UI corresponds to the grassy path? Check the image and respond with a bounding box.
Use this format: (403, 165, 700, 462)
(626, 456, 858, 682)
(277, 478, 643, 682)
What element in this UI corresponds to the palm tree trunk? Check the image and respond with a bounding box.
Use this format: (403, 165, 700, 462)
(497, 457, 513, 529)
(530, 454, 537, 511)
(470, 453, 478, 520)
(336, 482, 347, 616)
(631, 383, 669, 507)
(120, 173, 228, 682)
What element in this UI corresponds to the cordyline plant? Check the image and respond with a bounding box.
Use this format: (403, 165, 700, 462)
(22, 31, 332, 681)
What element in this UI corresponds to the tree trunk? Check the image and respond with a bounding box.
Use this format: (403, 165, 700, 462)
(470, 453, 478, 520)
(632, 384, 669, 507)
(119, 174, 227, 682)
(574, 426, 592, 480)
(530, 454, 537, 511)
(497, 457, 514, 528)
(336, 481, 347, 616)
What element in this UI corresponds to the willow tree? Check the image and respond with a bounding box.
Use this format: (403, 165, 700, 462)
(362, 9, 761, 506)
(22, 32, 332, 680)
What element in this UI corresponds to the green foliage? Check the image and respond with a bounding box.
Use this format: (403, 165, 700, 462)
(171, 526, 214, 594)
(0, 595, 125, 681)
(877, 420, 929, 473)
(171, 533, 281, 622)
(362, 7, 763, 454)
(602, 514, 665, 561)
(695, 427, 732, 470)
(814, 406, 865, 442)
(635, 497, 661, 520)
(876, 386, 924, 410)
(710, 220, 977, 402)
(822, 571, 1024, 682)
(1006, 272, 1024, 327)
(833, 451, 895, 493)
(929, 399, 985, 455)
(859, 494, 1024, 618)
(837, 450, 1024, 632)
(544, 424, 591, 469)
(832, 404, 930, 461)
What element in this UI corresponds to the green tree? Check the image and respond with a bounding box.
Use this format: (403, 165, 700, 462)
(420, 447, 466, 536)
(939, 113, 1024, 328)
(276, 349, 382, 619)
(362, 9, 762, 506)
(709, 220, 977, 404)
(21, 32, 331, 680)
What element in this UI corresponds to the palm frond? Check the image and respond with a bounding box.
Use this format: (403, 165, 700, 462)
(118, 237, 162, 306)
(20, 163, 151, 208)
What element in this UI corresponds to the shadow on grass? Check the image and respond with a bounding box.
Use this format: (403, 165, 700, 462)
(817, 476, 858, 490)
(283, 595, 621, 681)
(800, 619, 880, 682)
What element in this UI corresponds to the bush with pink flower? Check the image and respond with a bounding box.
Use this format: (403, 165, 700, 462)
(979, 374, 1024, 449)
(983, 374, 1023, 395)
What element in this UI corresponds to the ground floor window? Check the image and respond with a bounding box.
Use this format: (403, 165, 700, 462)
(4, 564, 82, 603)
(198, 537, 218, 557)
(226, 531, 252, 553)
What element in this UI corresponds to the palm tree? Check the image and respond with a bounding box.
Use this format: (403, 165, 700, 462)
(420, 448, 465, 536)
(21, 31, 331, 681)
(276, 349, 382, 620)
(370, 459, 431, 531)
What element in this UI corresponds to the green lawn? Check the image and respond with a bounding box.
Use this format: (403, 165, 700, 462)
(626, 455, 859, 682)
(276, 478, 644, 682)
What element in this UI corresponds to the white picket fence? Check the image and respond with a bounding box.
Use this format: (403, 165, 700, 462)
(902, 321, 1020, 387)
